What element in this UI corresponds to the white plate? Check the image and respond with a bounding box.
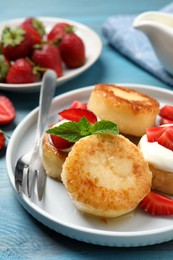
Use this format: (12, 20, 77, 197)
(6, 84, 173, 247)
(0, 17, 102, 92)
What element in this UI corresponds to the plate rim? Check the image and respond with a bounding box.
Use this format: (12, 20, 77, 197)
(6, 83, 173, 247)
(0, 17, 102, 92)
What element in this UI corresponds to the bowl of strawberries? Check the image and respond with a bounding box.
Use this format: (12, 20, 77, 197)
(0, 17, 102, 92)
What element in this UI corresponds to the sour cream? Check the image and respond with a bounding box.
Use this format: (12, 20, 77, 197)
(138, 132, 173, 172)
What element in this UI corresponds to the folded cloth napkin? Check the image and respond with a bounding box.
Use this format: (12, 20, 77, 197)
(102, 2, 173, 87)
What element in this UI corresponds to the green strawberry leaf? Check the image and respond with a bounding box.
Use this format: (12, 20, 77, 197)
(2, 27, 25, 47)
(0, 55, 9, 78)
(32, 18, 45, 36)
(46, 117, 119, 142)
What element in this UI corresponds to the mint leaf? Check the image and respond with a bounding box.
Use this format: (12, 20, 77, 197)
(46, 117, 119, 142)
(47, 121, 83, 142)
(90, 120, 119, 135)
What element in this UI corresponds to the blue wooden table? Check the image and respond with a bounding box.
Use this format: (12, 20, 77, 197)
(1, 0, 173, 259)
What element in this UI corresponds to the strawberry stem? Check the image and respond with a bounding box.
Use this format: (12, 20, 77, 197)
(0, 130, 10, 140)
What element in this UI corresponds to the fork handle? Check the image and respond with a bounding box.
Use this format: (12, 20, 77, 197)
(35, 70, 57, 148)
(27, 70, 57, 198)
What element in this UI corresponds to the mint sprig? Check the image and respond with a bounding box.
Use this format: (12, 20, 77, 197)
(46, 117, 119, 142)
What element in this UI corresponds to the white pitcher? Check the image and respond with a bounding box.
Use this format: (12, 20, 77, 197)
(133, 11, 173, 76)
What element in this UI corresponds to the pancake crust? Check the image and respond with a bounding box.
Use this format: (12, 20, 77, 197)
(150, 164, 173, 195)
(61, 133, 152, 218)
(87, 84, 159, 137)
(42, 132, 68, 180)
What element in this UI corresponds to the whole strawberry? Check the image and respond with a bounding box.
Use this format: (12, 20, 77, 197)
(0, 130, 5, 149)
(0, 130, 10, 149)
(31, 43, 63, 77)
(59, 33, 85, 68)
(6, 58, 37, 84)
(21, 17, 45, 45)
(1, 26, 33, 60)
(0, 54, 10, 82)
(21, 17, 45, 37)
(47, 22, 72, 43)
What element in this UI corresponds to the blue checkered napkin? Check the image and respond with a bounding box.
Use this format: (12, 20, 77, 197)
(102, 3, 173, 87)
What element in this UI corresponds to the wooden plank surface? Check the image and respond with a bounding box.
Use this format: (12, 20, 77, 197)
(1, 0, 173, 259)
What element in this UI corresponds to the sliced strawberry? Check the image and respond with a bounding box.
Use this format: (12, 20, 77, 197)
(0, 96, 16, 125)
(159, 105, 173, 121)
(160, 117, 173, 125)
(140, 191, 173, 215)
(0, 130, 5, 149)
(70, 100, 87, 109)
(146, 126, 166, 142)
(157, 126, 173, 151)
(58, 101, 87, 121)
(59, 108, 97, 124)
(50, 134, 73, 150)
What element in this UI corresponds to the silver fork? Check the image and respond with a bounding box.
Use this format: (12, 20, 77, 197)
(14, 70, 57, 201)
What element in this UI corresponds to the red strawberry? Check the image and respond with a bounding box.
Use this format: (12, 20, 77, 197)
(159, 105, 173, 121)
(59, 33, 85, 68)
(1, 26, 33, 60)
(21, 17, 45, 37)
(0, 96, 16, 125)
(47, 22, 72, 43)
(21, 24, 42, 46)
(146, 126, 167, 142)
(140, 191, 173, 215)
(59, 108, 97, 123)
(70, 100, 87, 109)
(160, 117, 173, 125)
(50, 134, 73, 150)
(6, 58, 37, 84)
(0, 54, 10, 82)
(157, 126, 173, 151)
(0, 130, 5, 149)
(21, 17, 45, 45)
(31, 43, 63, 77)
(59, 101, 87, 120)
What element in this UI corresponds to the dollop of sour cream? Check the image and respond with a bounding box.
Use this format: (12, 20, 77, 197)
(138, 128, 173, 172)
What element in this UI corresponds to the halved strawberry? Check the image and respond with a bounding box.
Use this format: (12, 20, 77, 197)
(146, 126, 166, 142)
(59, 108, 97, 124)
(70, 100, 87, 109)
(159, 105, 173, 121)
(0, 96, 16, 125)
(157, 126, 173, 151)
(160, 117, 173, 125)
(140, 191, 173, 215)
(0, 130, 5, 149)
(50, 134, 73, 150)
